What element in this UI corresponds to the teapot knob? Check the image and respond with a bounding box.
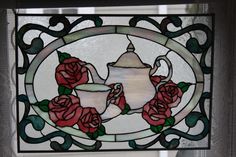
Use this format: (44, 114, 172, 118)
(127, 42, 135, 52)
(126, 35, 135, 52)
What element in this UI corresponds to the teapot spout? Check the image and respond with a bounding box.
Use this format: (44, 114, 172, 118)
(85, 63, 105, 84)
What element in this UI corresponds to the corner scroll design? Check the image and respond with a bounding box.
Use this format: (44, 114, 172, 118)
(17, 15, 103, 74)
(16, 15, 213, 152)
(18, 94, 102, 151)
(129, 15, 213, 74)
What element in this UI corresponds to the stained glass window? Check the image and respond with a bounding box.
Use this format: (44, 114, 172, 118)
(16, 14, 213, 152)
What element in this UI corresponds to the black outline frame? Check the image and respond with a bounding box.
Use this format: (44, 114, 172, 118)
(15, 13, 215, 153)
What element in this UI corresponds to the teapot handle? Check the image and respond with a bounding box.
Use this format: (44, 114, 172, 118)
(150, 55, 173, 89)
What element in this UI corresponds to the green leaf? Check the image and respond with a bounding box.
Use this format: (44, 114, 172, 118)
(58, 86, 72, 95)
(186, 38, 203, 54)
(86, 125, 106, 139)
(18, 94, 29, 102)
(121, 104, 131, 115)
(97, 125, 106, 136)
(164, 116, 175, 126)
(92, 131, 99, 139)
(86, 131, 99, 140)
(128, 140, 136, 149)
(177, 82, 192, 93)
(57, 50, 71, 63)
(86, 132, 93, 139)
(150, 125, 163, 134)
(36, 99, 50, 112)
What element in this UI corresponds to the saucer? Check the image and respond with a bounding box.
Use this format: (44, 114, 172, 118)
(101, 103, 122, 122)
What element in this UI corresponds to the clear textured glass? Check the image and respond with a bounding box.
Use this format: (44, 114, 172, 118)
(16, 14, 212, 152)
(6, 4, 211, 157)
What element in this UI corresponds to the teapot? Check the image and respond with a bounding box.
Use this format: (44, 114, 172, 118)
(85, 40, 172, 111)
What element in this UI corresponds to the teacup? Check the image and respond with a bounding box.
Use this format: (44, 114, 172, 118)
(75, 83, 123, 114)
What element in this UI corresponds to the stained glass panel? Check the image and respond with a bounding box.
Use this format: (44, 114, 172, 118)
(16, 14, 214, 152)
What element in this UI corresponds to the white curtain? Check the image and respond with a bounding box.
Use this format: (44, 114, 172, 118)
(0, 9, 13, 157)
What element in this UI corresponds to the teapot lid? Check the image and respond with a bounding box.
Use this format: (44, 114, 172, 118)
(113, 42, 146, 68)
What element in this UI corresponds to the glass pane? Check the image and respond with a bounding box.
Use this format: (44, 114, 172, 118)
(12, 4, 211, 156)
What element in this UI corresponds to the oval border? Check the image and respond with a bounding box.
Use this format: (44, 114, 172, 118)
(25, 26, 204, 142)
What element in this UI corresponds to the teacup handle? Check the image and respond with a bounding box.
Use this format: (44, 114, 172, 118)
(112, 83, 123, 98)
(107, 83, 123, 106)
(150, 55, 173, 90)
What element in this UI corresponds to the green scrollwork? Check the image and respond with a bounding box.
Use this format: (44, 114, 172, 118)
(129, 15, 213, 74)
(17, 15, 103, 74)
(129, 111, 209, 149)
(18, 94, 102, 151)
(17, 15, 213, 151)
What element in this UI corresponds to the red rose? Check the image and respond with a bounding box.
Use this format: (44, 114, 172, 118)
(107, 84, 126, 111)
(155, 81, 183, 108)
(55, 57, 89, 89)
(150, 75, 166, 87)
(77, 107, 102, 133)
(142, 99, 171, 126)
(49, 95, 83, 127)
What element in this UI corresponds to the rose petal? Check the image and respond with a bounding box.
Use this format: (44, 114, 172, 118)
(151, 114, 165, 120)
(78, 121, 89, 133)
(118, 96, 126, 110)
(165, 108, 172, 117)
(55, 57, 88, 89)
(56, 107, 83, 127)
(168, 97, 181, 108)
(55, 73, 71, 88)
(178, 88, 183, 97)
(49, 111, 58, 123)
(89, 127, 97, 133)
(63, 104, 78, 119)
(55, 111, 65, 119)
(63, 57, 82, 64)
(142, 97, 172, 126)
(56, 64, 66, 72)
(77, 107, 101, 134)
(143, 111, 165, 126)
